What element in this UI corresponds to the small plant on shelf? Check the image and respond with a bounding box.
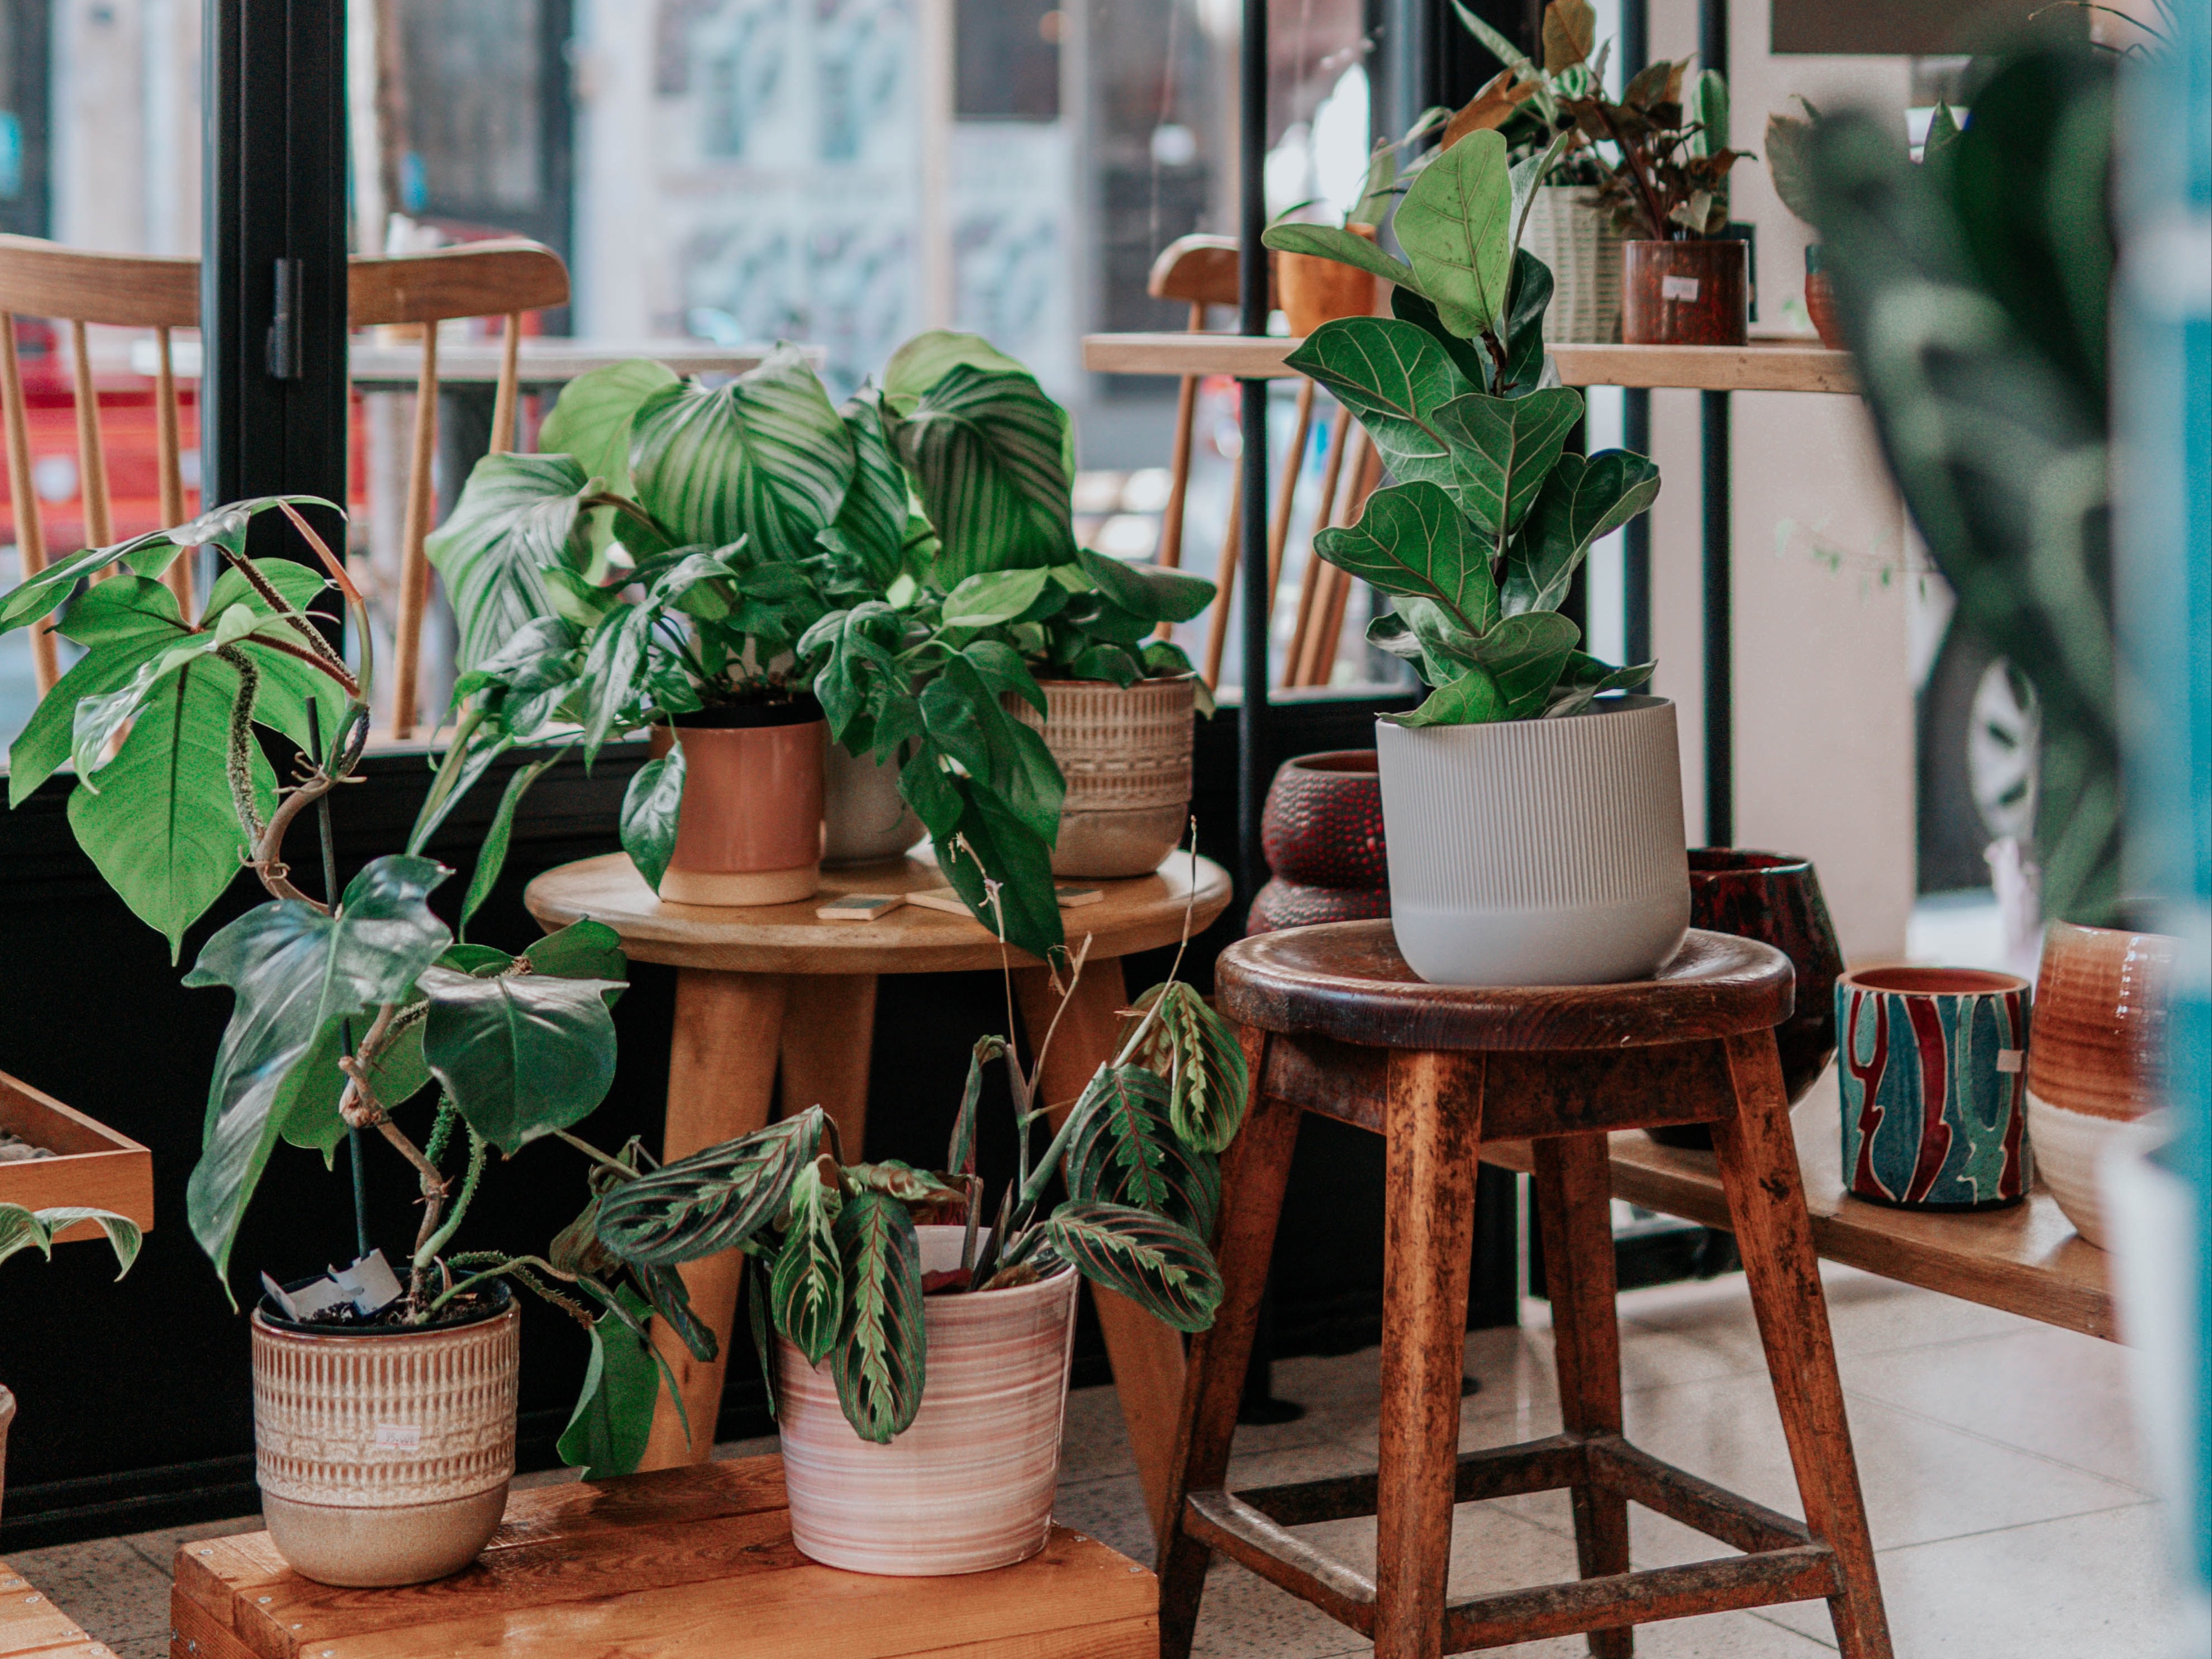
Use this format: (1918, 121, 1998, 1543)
(1556, 59, 1746, 242)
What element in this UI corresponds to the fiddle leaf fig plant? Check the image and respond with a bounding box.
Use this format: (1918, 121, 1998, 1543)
(1268, 129, 1662, 726)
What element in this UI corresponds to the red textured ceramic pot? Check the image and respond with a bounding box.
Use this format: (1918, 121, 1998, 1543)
(662, 700, 826, 906)
(1804, 245, 1845, 350)
(1623, 239, 1749, 346)
(1250, 750, 1390, 934)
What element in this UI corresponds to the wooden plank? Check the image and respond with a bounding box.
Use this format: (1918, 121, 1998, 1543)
(0, 235, 198, 328)
(1237, 1434, 1588, 1527)
(1585, 1437, 1812, 1556)
(0, 1071, 155, 1235)
(1440, 1546, 1843, 1651)
(0, 1565, 94, 1658)
(907, 1617, 1157, 1659)
(1480, 1089, 2115, 1340)
(1080, 332, 1856, 394)
(169, 1591, 255, 1659)
(345, 340, 804, 388)
(346, 241, 569, 327)
(1184, 1490, 1377, 1633)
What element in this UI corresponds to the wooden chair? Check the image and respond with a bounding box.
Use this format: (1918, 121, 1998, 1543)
(1160, 923, 1895, 1659)
(346, 238, 569, 738)
(0, 236, 199, 691)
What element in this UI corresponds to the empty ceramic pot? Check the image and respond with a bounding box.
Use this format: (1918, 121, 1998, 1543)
(1007, 678, 1195, 878)
(1250, 750, 1390, 934)
(2025, 920, 2176, 1246)
(1623, 239, 1749, 346)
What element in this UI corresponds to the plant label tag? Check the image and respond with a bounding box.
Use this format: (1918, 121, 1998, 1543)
(906, 887, 977, 917)
(1055, 886, 1105, 909)
(332, 1249, 404, 1316)
(1661, 274, 1701, 302)
(373, 1423, 422, 1451)
(816, 893, 905, 921)
(1996, 1049, 2025, 1073)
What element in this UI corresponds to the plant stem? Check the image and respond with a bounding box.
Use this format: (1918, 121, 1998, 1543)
(308, 697, 372, 1263)
(413, 1126, 487, 1270)
(554, 1128, 641, 1179)
(425, 1252, 576, 1316)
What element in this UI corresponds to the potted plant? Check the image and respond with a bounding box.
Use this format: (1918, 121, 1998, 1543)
(0, 1203, 138, 1523)
(1269, 108, 1455, 335)
(0, 501, 701, 1585)
(588, 878, 1243, 1573)
(1266, 129, 1682, 985)
(1553, 60, 1750, 345)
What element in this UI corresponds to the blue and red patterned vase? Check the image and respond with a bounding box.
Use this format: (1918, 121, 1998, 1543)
(1249, 752, 1391, 934)
(1837, 966, 2034, 1210)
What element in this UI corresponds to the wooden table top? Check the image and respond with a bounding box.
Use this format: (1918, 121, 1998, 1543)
(525, 849, 1234, 974)
(172, 1457, 1158, 1659)
(1483, 1082, 2115, 1340)
(0, 1560, 101, 1658)
(1081, 332, 1858, 394)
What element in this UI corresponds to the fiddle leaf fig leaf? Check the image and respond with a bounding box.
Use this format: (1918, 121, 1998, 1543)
(1504, 450, 1661, 615)
(1433, 386, 1585, 537)
(426, 453, 602, 672)
(1312, 482, 1500, 638)
(180, 855, 452, 1288)
(832, 1189, 926, 1444)
(1385, 664, 1505, 726)
(1472, 611, 1582, 717)
(595, 1107, 830, 1265)
(1259, 221, 1418, 292)
(1394, 130, 1515, 337)
(1285, 317, 1476, 497)
(1545, 651, 1656, 717)
(771, 1158, 846, 1366)
(420, 964, 625, 1155)
(1493, 250, 1555, 399)
(1044, 1200, 1222, 1333)
(891, 363, 1075, 583)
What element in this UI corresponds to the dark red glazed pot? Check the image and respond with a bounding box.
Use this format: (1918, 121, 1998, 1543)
(1249, 751, 1390, 934)
(1623, 239, 1749, 346)
(1648, 848, 1845, 1149)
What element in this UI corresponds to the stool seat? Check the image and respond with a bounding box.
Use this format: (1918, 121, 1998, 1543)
(1218, 923, 1794, 1052)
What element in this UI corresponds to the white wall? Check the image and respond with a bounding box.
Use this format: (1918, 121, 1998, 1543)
(51, 0, 201, 256)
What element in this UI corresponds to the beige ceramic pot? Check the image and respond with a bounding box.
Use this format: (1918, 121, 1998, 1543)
(1521, 187, 1625, 343)
(2025, 920, 2177, 1247)
(662, 704, 825, 905)
(823, 740, 923, 867)
(776, 1227, 1079, 1575)
(1009, 678, 1196, 878)
(1280, 222, 1383, 336)
(251, 1290, 520, 1587)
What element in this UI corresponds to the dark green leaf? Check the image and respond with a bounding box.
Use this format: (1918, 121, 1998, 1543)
(948, 1034, 1005, 1176)
(1393, 130, 1515, 336)
(539, 359, 681, 495)
(1503, 450, 1661, 615)
(1286, 316, 1478, 497)
(525, 919, 629, 985)
(595, 1107, 830, 1265)
(1074, 546, 1215, 625)
(1313, 481, 1500, 637)
(1044, 1200, 1221, 1333)
(1433, 387, 1584, 536)
(1129, 980, 1249, 1153)
(1545, 652, 1656, 717)
(1067, 643, 1143, 685)
(1494, 250, 1554, 398)
(931, 781, 1064, 963)
(420, 963, 625, 1154)
(461, 753, 562, 931)
(1387, 286, 1495, 394)
(1472, 611, 1581, 717)
(557, 1285, 661, 1479)
(1385, 664, 1506, 726)
(831, 1190, 926, 1443)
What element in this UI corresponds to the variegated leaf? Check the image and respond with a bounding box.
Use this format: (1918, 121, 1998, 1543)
(845, 1159, 968, 1222)
(770, 1157, 845, 1365)
(594, 1107, 828, 1266)
(1044, 1201, 1222, 1334)
(1063, 1064, 1219, 1239)
(1130, 981, 1250, 1154)
(832, 1190, 926, 1443)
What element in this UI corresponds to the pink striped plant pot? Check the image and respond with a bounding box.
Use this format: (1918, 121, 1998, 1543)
(775, 1226, 1080, 1575)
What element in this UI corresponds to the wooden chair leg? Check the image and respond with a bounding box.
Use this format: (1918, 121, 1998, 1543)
(1158, 1027, 1301, 1659)
(1375, 1050, 1486, 1659)
(1534, 1134, 1633, 1659)
(1713, 1033, 1895, 1659)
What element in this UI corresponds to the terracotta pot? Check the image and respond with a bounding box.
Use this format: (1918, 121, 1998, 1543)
(1376, 696, 1688, 986)
(1006, 678, 1195, 878)
(1250, 750, 1390, 934)
(662, 701, 826, 905)
(1622, 239, 1749, 346)
(1279, 222, 1383, 337)
(251, 1287, 520, 1587)
(822, 740, 922, 867)
(1803, 245, 1845, 350)
(1648, 849, 1847, 1151)
(776, 1227, 1079, 1575)
(2025, 920, 2176, 1246)
(1521, 187, 1625, 343)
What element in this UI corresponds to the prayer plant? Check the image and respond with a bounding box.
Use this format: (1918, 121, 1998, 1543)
(1261, 130, 1662, 726)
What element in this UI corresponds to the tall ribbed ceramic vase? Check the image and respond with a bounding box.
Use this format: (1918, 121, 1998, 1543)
(1374, 696, 1689, 985)
(251, 1289, 520, 1587)
(776, 1227, 1079, 1575)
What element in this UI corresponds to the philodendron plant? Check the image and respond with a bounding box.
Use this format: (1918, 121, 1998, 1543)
(584, 893, 1244, 1443)
(1262, 129, 1662, 726)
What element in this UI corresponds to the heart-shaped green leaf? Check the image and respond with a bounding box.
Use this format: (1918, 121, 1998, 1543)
(421, 963, 625, 1154)
(558, 1285, 662, 1480)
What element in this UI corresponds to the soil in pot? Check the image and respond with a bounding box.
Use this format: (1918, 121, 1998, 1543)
(776, 1227, 1079, 1575)
(0, 1130, 55, 1161)
(1623, 240, 1749, 346)
(662, 696, 826, 905)
(252, 1280, 520, 1587)
(1006, 678, 1195, 878)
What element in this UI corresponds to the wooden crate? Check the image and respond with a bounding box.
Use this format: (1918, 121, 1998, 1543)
(0, 1071, 153, 1243)
(172, 1456, 1157, 1658)
(0, 1559, 107, 1658)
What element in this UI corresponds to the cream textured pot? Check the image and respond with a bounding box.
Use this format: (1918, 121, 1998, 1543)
(1009, 678, 1195, 878)
(1520, 187, 1624, 343)
(776, 1227, 1079, 1575)
(822, 740, 922, 866)
(1375, 695, 1689, 986)
(251, 1291, 520, 1587)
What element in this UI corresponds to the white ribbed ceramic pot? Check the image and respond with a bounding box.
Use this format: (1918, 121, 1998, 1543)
(1375, 695, 1689, 985)
(1009, 678, 1195, 877)
(776, 1227, 1079, 1575)
(251, 1292, 520, 1587)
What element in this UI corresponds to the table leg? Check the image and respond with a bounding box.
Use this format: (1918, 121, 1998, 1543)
(639, 967, 789, 1471)
(779, 975, 878, 1162)
(1012, 956, 1189, 1543)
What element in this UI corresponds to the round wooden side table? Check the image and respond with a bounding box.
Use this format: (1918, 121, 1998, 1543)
(526, 847, 1233, 1533)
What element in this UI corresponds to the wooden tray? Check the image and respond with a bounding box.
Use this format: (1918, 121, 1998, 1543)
(0, 1070, 153, 1242)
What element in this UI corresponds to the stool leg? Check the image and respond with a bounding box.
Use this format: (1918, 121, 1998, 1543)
(1714, 1033, 1895, 1659)
(1376, 1050, 1486, 1659)
(1534, 1133, 1633, 1659)
(1158, 1028, 1300, 1658)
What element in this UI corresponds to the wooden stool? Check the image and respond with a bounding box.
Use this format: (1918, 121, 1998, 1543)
(1158, 923, 1893, 1659)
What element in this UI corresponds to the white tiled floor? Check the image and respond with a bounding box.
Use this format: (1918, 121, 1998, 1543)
(15, 1266, 2203, 1658)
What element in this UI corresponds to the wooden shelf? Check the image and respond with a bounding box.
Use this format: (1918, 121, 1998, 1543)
(0, 1069, 155, 1241)
(1482, 1090, 2113, 1342)
(1081, 332, 1856, 394)
(0, 1560, 96, 1657)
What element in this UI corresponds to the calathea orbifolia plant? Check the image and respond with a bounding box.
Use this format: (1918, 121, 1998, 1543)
(1262, 130, 1661, 725)
(584, 880, 1245, 1443)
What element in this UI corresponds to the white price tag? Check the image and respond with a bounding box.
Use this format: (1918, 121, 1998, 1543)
(1996, 1049, 2025, 1074)
(1660, 274, 1701, 302)
(373, 1423, 422, 1451)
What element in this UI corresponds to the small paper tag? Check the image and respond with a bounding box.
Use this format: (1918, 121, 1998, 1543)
(373, 1423, 422, 1451)
(816, 893, 905, 921)
(1996, 1049, 2025, 1073)
(1661, 274, 1702, 302)
(1055, 885, 1105, 909)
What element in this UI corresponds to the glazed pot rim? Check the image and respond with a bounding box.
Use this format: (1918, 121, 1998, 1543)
(1282, 749, 1378, 775)
(1689, 847, 1813, 877)
(1377, 693, 1671, 737)
(253, 1277, 516, 1340)
(1841, 964, 2030, 997)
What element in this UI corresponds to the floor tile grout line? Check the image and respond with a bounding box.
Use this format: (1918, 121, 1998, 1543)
(1862, 1494, 2160, 1557)
(1831, 1384, 2156, 1499)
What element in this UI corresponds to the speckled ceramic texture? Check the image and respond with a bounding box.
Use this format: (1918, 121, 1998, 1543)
(776, 1227, 1079, 1575)
(1008, 678, 1195, 878)
(1251, 750, 1389, 934)
(822, 740, 924, 866)
(250, 1296, 518, 1586)
(1838, 967, 2033, 1210)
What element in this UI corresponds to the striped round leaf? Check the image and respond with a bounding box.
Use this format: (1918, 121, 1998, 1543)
(831, 1190, 926, 1443)
(891, 364, 1073, 585)
(1063, 1065, 1220, 1239)
(1044, 1201, 1222, 1334)
(425, 453, 600, 673)
(630, 344, 855, 562)
(594, 1107, 828, 1266)
(770, 1159, 845, 1366)
(1129, 981, 1250, 1154)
